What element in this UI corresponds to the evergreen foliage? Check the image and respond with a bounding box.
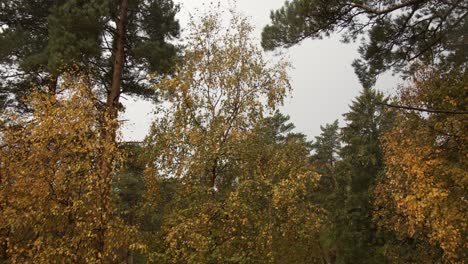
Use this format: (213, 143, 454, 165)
(0, 0, 180, 110)
(310, 120, 341, 263)
(311, 120, 341, 190)
(262, 0, 468, 87)
(335, 87, 393, 263)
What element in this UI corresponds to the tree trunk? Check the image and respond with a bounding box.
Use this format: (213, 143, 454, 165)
(330, 250, 336, 264)
(108, 0, 129, 116)
(95, 0, 129, 259)
(127, 248, 134, 264)
(0, 228, 9, 261)
(48, 75, 58, 94)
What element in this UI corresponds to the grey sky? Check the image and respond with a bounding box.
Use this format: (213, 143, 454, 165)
(121, 0, 399, 142)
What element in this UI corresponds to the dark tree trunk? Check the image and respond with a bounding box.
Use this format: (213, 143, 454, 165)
(48, 75, 58, 94)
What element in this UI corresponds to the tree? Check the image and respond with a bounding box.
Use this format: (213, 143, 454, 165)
(142, 9, 291, 262)
(0, 73, 139, 262)
(113, 142, 148, 263)
(333, 87, 393, 263)
(145, 8, 290, 191)
(374, 66, 467, 263)
(0, 0, 180, 113)
(261, 0, 468, 87)
(141, 8, 326, 263)
(217, 112, 325, 263)
(311, 120, 341, 191)
(114, 142, 147, 225)
(309, 120, 342, 263)
(145, 111, 326, 263)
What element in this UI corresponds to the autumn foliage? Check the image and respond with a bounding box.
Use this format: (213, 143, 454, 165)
(0, 4, 466, 264)
(374, 67, 467, 263)
(0, 73, 137, 263)
(139, 10, 326, 263)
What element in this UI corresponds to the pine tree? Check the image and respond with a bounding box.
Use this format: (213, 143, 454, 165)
(310, 120, 342, 263)
(336, 87, 393, 263)
(261, 0, 468, 87)
(311, 120, 341, 191)
(0, 0, 180, 112)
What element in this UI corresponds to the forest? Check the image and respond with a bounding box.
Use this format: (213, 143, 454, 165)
(0, 0, 466, 263)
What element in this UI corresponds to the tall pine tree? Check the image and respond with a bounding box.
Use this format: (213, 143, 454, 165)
(336, 87, 393, 263)
(310, 120, 342, 263)
(0, 0, 180, 112)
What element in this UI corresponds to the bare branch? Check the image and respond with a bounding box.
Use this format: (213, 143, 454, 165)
(379, 102, 468, 114)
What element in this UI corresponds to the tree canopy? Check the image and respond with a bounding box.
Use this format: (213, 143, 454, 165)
(374, 66, 467, 263)
(0, 73, 139, 262)
(262, 0, 468, 87)
(139, 9, 327, 263)
(0, 0, 180, 111)
(0, 2, 466, 263)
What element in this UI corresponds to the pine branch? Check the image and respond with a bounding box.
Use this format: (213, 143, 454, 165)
(350, 0, 427, 15)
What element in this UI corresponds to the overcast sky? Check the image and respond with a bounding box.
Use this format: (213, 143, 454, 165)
(121, 0, 399, 142)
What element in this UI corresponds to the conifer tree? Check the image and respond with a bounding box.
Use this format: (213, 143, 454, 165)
(335, 87, 393, 263)
(310, 120, 342, 263)
(311, 120, 341, 192)
(262, 0, 468, 87)
(0, 0, 180, 112)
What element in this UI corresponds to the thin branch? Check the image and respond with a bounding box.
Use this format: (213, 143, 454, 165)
(0, 73, 27, 79)
(379, 102, 468, 114)
(350, 0, 427, 16)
